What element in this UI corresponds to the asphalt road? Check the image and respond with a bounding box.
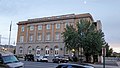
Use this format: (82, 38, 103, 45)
(22, 61, 58, 68)
(21, 60, 119, 68)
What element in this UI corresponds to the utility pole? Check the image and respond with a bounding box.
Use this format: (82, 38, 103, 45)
(8, 21, 12, 51)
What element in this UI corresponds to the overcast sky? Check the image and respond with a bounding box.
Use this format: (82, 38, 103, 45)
(0, 0, 120, 52)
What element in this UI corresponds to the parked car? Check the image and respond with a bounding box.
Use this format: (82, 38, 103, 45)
(0, 51, 24, 68)
(52, 56, 69, 63)
(24, 54, 34, 61)
(36, 56, 48, 62)
(56, 63, 94, 68)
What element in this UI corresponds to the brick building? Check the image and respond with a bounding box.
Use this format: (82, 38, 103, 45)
(16, 13, 101, 57)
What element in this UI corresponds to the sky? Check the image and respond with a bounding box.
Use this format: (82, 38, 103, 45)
(0, 0, 120, 52)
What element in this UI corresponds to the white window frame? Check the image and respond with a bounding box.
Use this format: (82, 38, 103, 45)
(54, 48, 59, 56)
(28, 47, 32, 54)
(38, 25, 42, 30)
(38, 33, 42, 41)
(21, 25, 24, 32)
(45, 47, 49, 56)
(30, 25, 34, 31)
(56, 23, 60, 29)
(46, 33, 50, 40)
(46, 24, 51, 29)
(19, 47, 23, 54)
(29, 35, 33, 42)
(36, 48, 41, 56)
(55, 33, 60, 40)
(20, 36, 24, 43)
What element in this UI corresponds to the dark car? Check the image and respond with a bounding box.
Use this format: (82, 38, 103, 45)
(52, 56, 69, 63)
(56, 63, 94, 68)
(24, 54, 34, 61)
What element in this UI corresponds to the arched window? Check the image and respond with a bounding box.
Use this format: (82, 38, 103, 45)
(28, 46, 32, 54)
(65, 47, 69, 55)
(45, 46, 49, 56)
(19, 47, 23, 54)
(36, 46, 40, 56)
(54, 46, 59, 56)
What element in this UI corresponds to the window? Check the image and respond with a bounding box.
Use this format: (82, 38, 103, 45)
(28, 47, 32, 54)
(38, 33, 42, 41)
(38, 25, 42, 30)
(54, 48, 59, 56)
(65, 22, 69, 28)
(46, 24, 51, 29)
(36, 48, 40, 56)
(21, 25, 24, 32)
(19, 47, 23, 54)
(30, 25, 34, 31)
(55, 33, 60, 40)
(45, 47, 49, 56)
(56, 23, 60, 29)
(46, 33, 50, 40)
(20, 36, 24, 43)
(29, 34, 33, 42)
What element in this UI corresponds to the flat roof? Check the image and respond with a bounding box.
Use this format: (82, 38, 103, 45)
(17, 13, 93, 25)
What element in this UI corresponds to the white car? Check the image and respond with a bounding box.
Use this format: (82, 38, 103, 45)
(36, 56, 48, 62)
(0, 51, 24, 68)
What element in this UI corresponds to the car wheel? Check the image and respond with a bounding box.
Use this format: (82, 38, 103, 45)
(46, 60, 48, 62)
(37, 59, 39, 62)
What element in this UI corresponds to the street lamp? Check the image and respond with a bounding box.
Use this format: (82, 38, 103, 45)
(72, 49, 75, 52)
(72, 49, 75, 57)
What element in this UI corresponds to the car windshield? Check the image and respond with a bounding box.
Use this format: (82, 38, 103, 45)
(2, 55, 19, 64)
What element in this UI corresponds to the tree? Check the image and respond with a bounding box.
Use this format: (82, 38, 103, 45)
(109, 48, 113, 56)
(62, 19, 106, 63)
(62, 25, 79, 52)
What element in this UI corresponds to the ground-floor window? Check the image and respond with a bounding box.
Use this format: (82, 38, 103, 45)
(54, 48, 59, 56)
(36, 48, 41, 56)
(19, 47, 23, 54)
(45, 46, 49, 56)
(54, 46, 59, 56)
(28, 46, 32, 54)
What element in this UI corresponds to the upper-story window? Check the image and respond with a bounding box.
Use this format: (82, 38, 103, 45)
(37, 33, 42, 41)
(21, 25, 24, 32)
(46, 24, 51, 29)
(38, 25, 42, 30)
(55, 32, 60, 40)
(20, 36, 24, 43)
(65, 22, 69, 28)
(29, 34, 33, 42)
(46, 33, 50, 40)
(30, 25, 34, 31)
(56, 23, 60, 29)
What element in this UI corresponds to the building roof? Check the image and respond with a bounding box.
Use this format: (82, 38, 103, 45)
(17, 13, 93, 25)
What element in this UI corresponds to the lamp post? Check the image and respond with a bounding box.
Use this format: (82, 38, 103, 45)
(8, 21, 12, 51)
(102, 46, 106, 68)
